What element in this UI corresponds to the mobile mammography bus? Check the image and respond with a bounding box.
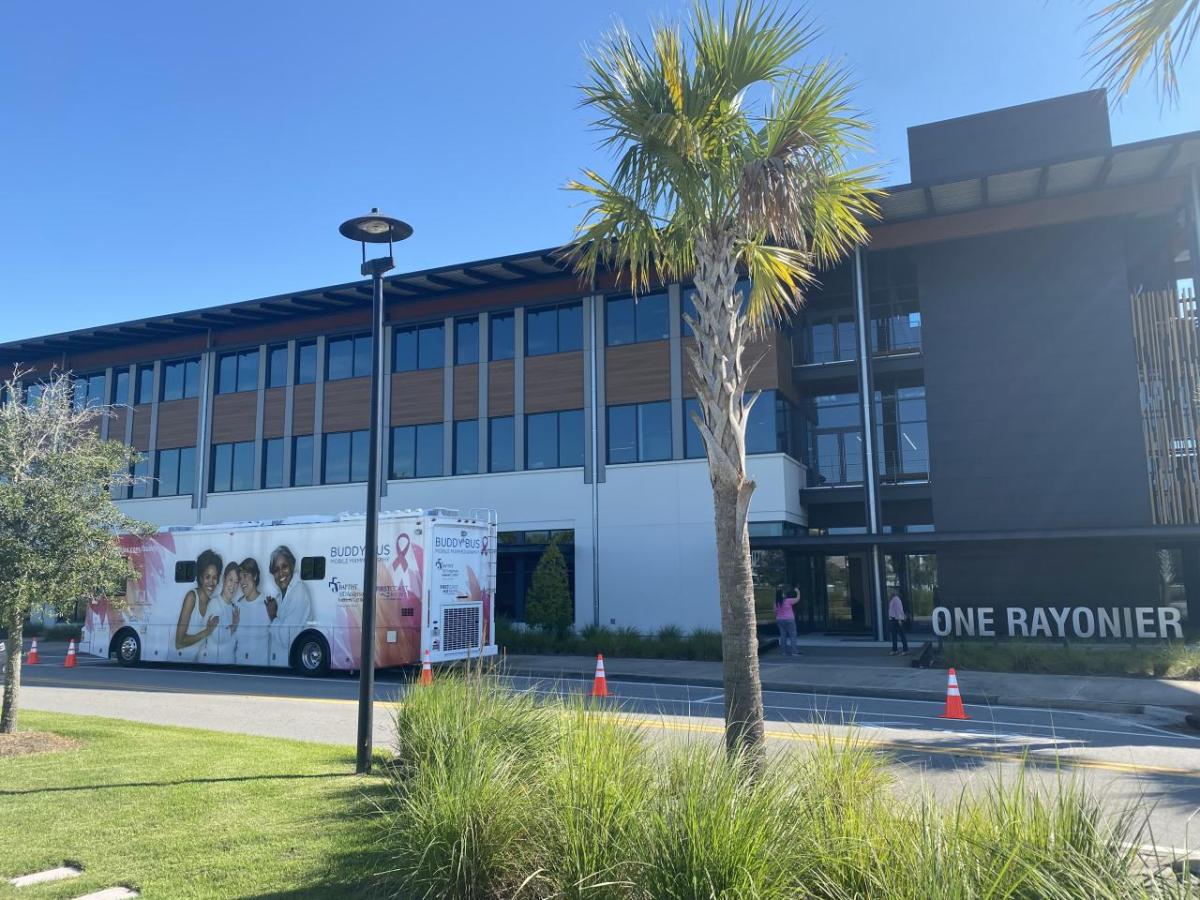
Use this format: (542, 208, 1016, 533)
(81, 508, 497, 676)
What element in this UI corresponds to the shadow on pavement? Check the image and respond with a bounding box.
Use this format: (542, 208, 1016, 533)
(0, 770, 346, 797)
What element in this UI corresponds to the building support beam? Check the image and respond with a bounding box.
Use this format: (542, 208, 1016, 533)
(513, 309, 525, 471)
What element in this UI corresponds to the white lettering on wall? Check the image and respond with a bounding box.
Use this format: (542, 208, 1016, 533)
(932, 605, 1185, 640)
(1072, 607, 1095, 639)
(1047, 607, 1070, 638)
(978, 607, 996, 637)
(1160, 607, 1183, 640)
(932, 607, 951, 637)
(1007, 607, 1029, 637)
(1029, 608, 1051, 638)
(1136, 607, 1155, 639)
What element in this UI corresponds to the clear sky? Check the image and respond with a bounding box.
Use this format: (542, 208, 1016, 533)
(1, 0, 1197, 342)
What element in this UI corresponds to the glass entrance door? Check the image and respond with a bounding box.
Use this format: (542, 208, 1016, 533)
(823, 554, 869, 632)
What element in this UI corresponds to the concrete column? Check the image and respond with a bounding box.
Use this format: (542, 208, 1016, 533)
(514, 308, 525, 471)
(282, 340, 296, 487)
(146, 360, 161, 496)
(583, 296, 595, 486)
(668, 283, 684, 460)
(253, 344, 267, 490)
(122, 365, 136, 446)
(195, 351, 215, 514)
(443, 316, 454, 475)
(313, 336, 326, 485)
(477, 311, 489, 473)
(593, 297, 607, 484)
(381, 325, 393, 496)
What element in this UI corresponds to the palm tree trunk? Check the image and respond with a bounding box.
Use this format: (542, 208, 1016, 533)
(1, 617, 23, 733)
(686, 231, 766, 770)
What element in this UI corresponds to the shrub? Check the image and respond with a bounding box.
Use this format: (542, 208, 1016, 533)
(524, 539, 574, 635)
(942, 640, 1200, 679)
(496, 617, 723, 661)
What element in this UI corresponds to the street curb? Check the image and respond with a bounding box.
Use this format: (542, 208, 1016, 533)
(502, 665, 1147, 716)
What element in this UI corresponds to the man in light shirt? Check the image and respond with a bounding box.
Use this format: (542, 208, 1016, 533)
(888, 590, 909, 656)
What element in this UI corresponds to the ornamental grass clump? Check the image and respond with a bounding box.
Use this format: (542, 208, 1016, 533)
(375, 670, 1160, 899)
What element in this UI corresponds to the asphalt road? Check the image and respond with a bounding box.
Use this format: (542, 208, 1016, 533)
(14, 645, 1200, 862)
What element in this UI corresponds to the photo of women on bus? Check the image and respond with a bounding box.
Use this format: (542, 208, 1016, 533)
(236, 557, 271, 667)
(266, 545, 312, 666)
(211, 561, 242, 664)
(175, 549, 221, 661)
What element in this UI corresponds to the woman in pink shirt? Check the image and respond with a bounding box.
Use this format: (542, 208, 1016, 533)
(775, 586, 800, 657)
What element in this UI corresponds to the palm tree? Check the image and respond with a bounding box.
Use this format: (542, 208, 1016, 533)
(568, 1, 878, 766)
(1088, 0, 1199, 103)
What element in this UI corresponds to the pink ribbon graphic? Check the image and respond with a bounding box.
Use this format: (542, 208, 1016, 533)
(392, 533, 410, 573)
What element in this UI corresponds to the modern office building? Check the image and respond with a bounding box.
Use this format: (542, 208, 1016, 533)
(3, 91, 1199, 639)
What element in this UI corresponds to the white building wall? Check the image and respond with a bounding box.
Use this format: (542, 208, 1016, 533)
(117, 453, 805, 633)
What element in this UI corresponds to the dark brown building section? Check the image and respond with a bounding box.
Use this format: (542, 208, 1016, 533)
(391, 370, 443, 425)
(156, 398, 198, 450)
(453, 364, 479, 420)
(211, 393, 257, 444)
(488, 360, 514, 417)
(106, 407, 128, 443)
(606, 342, 670, 405)
(292, 384, 315, 435)
(323, 378, 370, 432)
(263, 387, 285, 439)
(525, 352, 583, 413)
(130, 407, 152, 451)
(680, 330, 786, 399)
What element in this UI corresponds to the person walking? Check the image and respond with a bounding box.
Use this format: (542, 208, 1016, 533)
(775, 586, 800, 657)
(888, 589, 909, 656)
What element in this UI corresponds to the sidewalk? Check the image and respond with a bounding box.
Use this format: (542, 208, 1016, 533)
(501, 648, 1200, 716)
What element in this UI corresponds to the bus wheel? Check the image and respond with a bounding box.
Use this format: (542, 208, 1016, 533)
(113, 629, 141, 666)
(293, 633, 330, 677)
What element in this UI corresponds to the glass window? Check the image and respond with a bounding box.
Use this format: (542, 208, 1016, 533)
(327, 335, 371, 381)
(456, 318, 479, 365)
(606, 293, 669, 346)
(292, 435, 314, 486)
(162, 358, 200, 401)
(154, 447, 195, 497)
(415, 423, 444, 477)
(266, 345, 289, 388)
(136, 366, 155, 404)
(685, 398, 706, 459)
(875, 386, 929, 482)
(390, 424, 444, 479)
(608, 401, 671, 463)
(210, 441, 254, 492)
(296, 342, 317, 385)
(417, 324, 444, 370)
(490, 312, 514, 360)
(393, 323, 444, 371)
(526, 303, 582, 356)
(455, 420, 479, 474)
(489, 416, 514, 472)
(263, 437, 284, 489)
(73, 373, 107, 409)
(527, 409, 583, 468)
(746, 393, 777, 455)
(808, 393, 864, 486)
(217, 349, 259, 394)
(130, 455, 152, 499)
(323, 430, 370, 484)
(111, 370, 130, 406)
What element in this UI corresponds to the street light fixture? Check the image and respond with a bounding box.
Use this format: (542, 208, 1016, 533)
(339, 207, 412, 775)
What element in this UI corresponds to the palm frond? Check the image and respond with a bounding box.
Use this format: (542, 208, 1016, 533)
(1087, 0, 1200, 104)
(736, 240, 816, 328)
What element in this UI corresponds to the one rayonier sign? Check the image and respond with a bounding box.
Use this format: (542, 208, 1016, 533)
(931, 605, 1184, 640)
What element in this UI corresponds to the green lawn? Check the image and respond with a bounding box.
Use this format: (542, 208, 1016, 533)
(0, 712, 390, 899)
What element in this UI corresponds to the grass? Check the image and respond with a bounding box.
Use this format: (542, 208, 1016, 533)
(943, 640, 1200, 679)
(497, 618, 723, 660)
(0, 711, 388, 900)
(375, 670, 1172, 899)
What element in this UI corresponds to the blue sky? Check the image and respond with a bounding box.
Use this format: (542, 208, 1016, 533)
(1, 0, 1197, 342)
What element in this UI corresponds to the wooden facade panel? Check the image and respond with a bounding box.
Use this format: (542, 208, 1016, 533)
(605, 342, 670, 405)
(263, 387, 286, 439)
(292, 384, 315, 435)
(323, 378, 370, 433)
(211, 392, 257, 444)
(130, 406, 152, 451)
(525, 352, 584, 413)
(106, 407, 128, 443)
(390, 370, 444, 425)
(156, 398, 198, 450)
(453, 364, 479, 421)
(744, 334, 781, 394)
(488, 360, 514, 417)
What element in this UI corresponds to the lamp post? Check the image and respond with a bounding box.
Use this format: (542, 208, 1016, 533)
(339, 208, 413, 775)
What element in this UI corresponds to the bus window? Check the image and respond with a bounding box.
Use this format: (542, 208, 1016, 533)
(175, 561, 196, 583)
(300, 556, 326, 581)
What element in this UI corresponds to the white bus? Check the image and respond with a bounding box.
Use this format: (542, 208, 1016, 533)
(80, 508, 498, 676)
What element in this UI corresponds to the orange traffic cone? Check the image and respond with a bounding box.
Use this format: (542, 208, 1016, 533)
(26, 639, 39, 665)
(940, 667, 969, 720)
(420, 649, 432, 686)
(591, 654, 609, 698)
(64, 639, 77, 669)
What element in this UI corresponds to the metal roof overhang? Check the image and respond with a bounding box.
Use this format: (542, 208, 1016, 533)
(751, 524, 1200, 551)
(4, 131, 1198, 364)
(0, 246, 574, 363)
